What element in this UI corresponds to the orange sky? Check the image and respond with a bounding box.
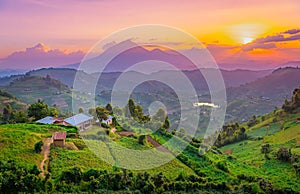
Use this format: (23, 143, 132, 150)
(0, 0, 300, 69)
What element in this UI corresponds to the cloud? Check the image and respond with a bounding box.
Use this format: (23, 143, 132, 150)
(254, 30, 300, 44)
(241, 42, 276, 51)
(0, 43, 85, 70)
(239, 28, 300, 52)
(283, 29, 300, 35)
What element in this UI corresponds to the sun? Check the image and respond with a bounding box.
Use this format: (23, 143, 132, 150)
(227, 23, 268, 45)
(242, 37, 254, 44)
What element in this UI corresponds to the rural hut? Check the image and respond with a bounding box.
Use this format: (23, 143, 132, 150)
(52, 132, 67, 147)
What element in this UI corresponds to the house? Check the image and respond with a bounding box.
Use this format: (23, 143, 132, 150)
(36, 116, 56, 124)
(36, 116, 69, 125)
(52, 132, 66, 147)
(101, 115, 113, 125)
(64, 113, 93, 130)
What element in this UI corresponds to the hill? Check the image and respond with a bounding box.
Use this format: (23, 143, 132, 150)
(0, 75, 72, 109)
(0, 89, 27, 112)
(1, 88, 300, 192)
(225, 67, 300, 122)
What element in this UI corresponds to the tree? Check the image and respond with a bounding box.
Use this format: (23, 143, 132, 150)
(12, 110, 28, 123)
(162, 116, 170, 131)
(78, 107, 84, 114)
(276, 147, 291, 162)
(128, 99, 136, 118)
(96, 106, 109, 121)
(152, 108, 166, 122)
(34, 141, 43, 153)
(105, 103, 113, 114)
(28, 99, 57, 120)
(261, 144, 271, 160)
(2, 104, 12, 123)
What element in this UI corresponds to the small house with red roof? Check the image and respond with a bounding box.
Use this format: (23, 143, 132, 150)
(52, 132, 67, 147)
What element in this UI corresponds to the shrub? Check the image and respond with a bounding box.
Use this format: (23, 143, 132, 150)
(216, 161, 229, 173)
(276, 147, 291, 162)
(34, 141, 43, 153)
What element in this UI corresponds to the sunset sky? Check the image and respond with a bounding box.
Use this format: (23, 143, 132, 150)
(0, 0, 300, 70)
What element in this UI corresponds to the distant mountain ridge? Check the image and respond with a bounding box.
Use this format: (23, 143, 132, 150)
(0, 67, 272, 91)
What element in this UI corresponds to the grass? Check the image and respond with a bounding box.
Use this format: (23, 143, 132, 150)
(220, 117, 300, 191)
(0, 123, 55, 168)
(0, 123, 77, 168)
(49, 143, 113, 180)
(248, 123, 281, 138)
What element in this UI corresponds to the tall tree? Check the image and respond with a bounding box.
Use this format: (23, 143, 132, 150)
(28, 99, 57, 120)
(96, 106, 109, 121)
(162, 116, 170, 131)
(105, 103, 113, 114)
(2, 104, 12, 123)
(78, 107, 84, 114)
(128, 99, 136, 118)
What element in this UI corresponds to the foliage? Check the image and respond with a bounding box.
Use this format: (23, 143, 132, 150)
(78, 107, 84, 113)
(0, 160, 43, 193)
(34, 141, 43, 153)
(282, 86, 300, 114)
(28, 99, 58, 120)
(261, 143, 271, 160)
(96, 106, 109, 121)
(215, 122, 247, 147)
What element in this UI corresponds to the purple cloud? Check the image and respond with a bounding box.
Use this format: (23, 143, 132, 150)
(283, 29, 300, 35)
(241, 42, 276, 52)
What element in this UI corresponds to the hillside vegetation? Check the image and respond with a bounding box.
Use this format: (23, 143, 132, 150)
(0, 74, 72, 109)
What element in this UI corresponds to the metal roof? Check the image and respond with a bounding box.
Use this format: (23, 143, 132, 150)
(64, 113, 93, 126)
(36, 116, 56, 124)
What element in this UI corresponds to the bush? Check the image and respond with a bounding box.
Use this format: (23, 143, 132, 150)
(34, 141, 43, 153)
(60, 167, 82, 184)
(276, 147, 291, 162)
(216, 161, 229, 173)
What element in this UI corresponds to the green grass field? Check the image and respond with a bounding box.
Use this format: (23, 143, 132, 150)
(0, 123, 67, 168)
(220, 116, 300, 191)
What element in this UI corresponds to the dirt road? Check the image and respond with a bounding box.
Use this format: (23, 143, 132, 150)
(40, 138, 52, 178)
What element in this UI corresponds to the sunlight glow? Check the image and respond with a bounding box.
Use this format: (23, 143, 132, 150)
(227, 23, 268, 44)
(242, 37, 254, 44)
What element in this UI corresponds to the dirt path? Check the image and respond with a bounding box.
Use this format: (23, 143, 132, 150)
(146, 136, 173, 154)
(116, 131, 134, 137)
(40, 138, 52, 178)
(115, 131, 172, 154)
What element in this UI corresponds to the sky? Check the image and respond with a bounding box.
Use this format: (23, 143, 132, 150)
(0, 0, 300, 70)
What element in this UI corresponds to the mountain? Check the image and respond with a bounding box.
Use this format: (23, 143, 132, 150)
(0, 43, 85, 70)
(228, 67, 300, 99)
(225, 67, 300, 122)
(65, 40, 199, 73)
(0, 69, 27, 78)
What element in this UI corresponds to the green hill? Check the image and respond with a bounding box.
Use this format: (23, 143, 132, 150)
(0, 75, 72, 109)
(220, 86, 300, 191)
(0, 89, 27, 112)
(1, 86, 300, 193)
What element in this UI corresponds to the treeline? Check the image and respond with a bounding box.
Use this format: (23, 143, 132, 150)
(214, 123, 247, 147)
(0, 99, 62, 124)
(88, 99, 170, 132)
(0, 160, 43, 193)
